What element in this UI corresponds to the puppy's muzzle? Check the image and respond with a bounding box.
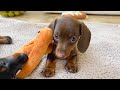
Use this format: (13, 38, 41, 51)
(55, 49, 66, 59)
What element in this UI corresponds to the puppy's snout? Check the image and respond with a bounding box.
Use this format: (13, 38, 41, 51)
(56, 49, 66, 59)
(0, 61, 8, 72)
(56, 52, 65, 59)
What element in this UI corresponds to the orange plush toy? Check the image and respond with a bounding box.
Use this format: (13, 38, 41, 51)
(15, 27, 53, 79)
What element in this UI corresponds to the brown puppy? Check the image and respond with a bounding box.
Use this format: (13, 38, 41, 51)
(0, 36, 12, 44)
(42, 16, 91, 77)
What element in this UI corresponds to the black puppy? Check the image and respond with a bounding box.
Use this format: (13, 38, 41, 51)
(42, 16, 91, 77)
(0, 53, 28, 79)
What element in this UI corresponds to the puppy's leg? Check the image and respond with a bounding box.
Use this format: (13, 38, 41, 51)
(65, 49, 78, 73)
(42, 52, 56, 77)
(0, 36, 12, 44)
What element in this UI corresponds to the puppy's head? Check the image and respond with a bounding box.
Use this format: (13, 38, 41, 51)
(49, 16, 91, 59)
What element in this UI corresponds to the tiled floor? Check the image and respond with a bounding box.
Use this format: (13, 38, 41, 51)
(1, 11, 120, 24)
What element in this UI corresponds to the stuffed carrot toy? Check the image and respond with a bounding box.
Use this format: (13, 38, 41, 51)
(15, 27, 53, 79)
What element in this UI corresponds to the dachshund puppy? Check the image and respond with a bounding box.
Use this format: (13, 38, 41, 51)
(0, 36, 12, 44)
(42, 16, 91, 77)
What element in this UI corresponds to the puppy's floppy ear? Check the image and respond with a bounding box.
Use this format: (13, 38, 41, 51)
(48, 19, 58, 30)
(38, 19, 57, 33)
(77, 22, 91, 53)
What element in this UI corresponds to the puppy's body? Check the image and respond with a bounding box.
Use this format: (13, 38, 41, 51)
(42, 16, 91, 77)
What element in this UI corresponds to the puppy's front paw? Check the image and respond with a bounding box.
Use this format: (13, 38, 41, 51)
(65, 63, 78, 73)
(42, 68, 55, 77)
(4, 36, 12, 44)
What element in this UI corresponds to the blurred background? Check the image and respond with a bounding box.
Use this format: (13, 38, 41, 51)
(0, 11, 120, 24)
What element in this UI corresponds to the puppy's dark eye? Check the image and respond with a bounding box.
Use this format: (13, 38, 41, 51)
(70, 36, 76, 42)
(54, 34, 59, 40)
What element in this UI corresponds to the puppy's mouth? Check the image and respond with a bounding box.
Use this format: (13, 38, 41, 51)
(57, 56, 66, 60)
